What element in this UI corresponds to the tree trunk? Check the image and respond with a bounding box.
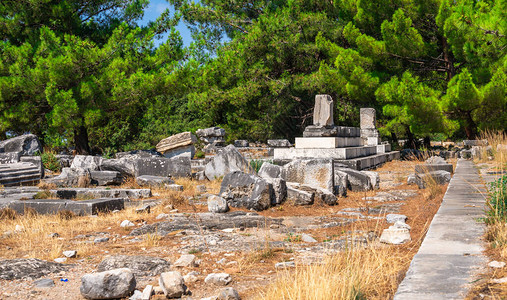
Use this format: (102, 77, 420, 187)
(442, 36, 456, 81)
(423, 136, 431, 149)
(405, 125, 417, 149)
(74, 125, 90, 155)
(464, 111, 477, 139)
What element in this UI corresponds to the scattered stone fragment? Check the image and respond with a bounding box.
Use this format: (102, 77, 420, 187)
(166, 184, 184, 191)
(301, 233, 317, 243)
(491, 277, 507, 284)
(97, 255, 171, 278)
(136, 205, 151, 214)
(94, 237, 109, 244)
(121, 220, 135, 228)
(425, 156, 447, 164)
(264, 177, 287, 205)
(174, 255, 198, 268)
(54, 258, 67, 263)
(129, 290, 143, 300)
(141, 285, 153, 300)
(63, 250, 77, 258)
(379, 223, 411, 245)
(33, 278, 55, 288)
(489, 261, 506, 268)
(80, 268, 136, 300)
(407, 174, 417, 185)
(159, 271, 186, 298)
(386, 214, 407, 224)
(205, 273, 232, 286)
(196, 185, 207, 194)
(218, 287, 241, 300)
(275, 262, 295, 269)
(183, 273, 198, 283)
(208, 195, 228, 213)
(136, 175, 175, 187)
(156, 213, 169, 220)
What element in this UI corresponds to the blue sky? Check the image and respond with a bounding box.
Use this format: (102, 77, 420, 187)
(138, 0, 193, 47)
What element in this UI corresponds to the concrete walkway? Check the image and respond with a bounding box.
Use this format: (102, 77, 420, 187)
(394, 159, 487, 300)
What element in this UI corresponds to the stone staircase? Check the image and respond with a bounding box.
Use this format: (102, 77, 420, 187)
(0, 162, 42, 187)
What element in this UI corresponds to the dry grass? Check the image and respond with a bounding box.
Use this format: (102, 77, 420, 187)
(475, 130, 507, 167)
(0, 206, 150, 260)
(257, 243, 410, 300)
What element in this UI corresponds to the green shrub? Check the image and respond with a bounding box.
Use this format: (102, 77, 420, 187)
(40, 151, 60, 172)
(250, 159, 265, 173)
(487, 175, 507, 221)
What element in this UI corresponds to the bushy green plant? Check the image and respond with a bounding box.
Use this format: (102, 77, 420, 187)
(249, 159, 265, 173)
(40, 152, 61, 172)
(487, 175, 507, 221)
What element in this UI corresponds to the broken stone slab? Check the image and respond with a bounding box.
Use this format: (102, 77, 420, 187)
(136, 175, 174, 187)
(6, 198, 125, 215)
(233, 140, 249, 147)
(415, 164, 453, 174)
(129, 211, 284, 236)
(281, 159, 334, 193)
(97, 255, 171, 278)
(286, 185, 314, 206)
(460, 149, 472, 159)
(219, 171, 274, 211)
(135, 156, 191, 178)
(0, 134, 41, 156)
(89, 170, 122, 186)
(257, 162, 282, 179)
(0, 152, 21, 164)
(20, 156, 44, 179)
(463, 139, 488, 148)
(287, 182, 337, 205)
(362, 171, 380, 190)
(115, 150, 162, 159)
(53, 188, 151, 199)
(159, 271, 186, 298)
(312, 94, 334, 126)
(44, 167, 91, 187)
(196, 127, 226, 145)
(100, 158, 137, 177)
(80, 268, 136, 300)
(415, 170, 451, 189)
(336, 168, 372, 191)
(0, 258, 70, 280)
(208, 195, 229, 213)
(70, 155, 103, 171)
(265, 177, 287, 205)
(267, 139, 291, 148)
(156, 132, 197, 160)
(0, 162, 42, 187)
(333, 170, 348, 197)
(205, 145, 254, 180)
(379, 226, 411, 245)
(425, 156, 447, 164)
(34, 278, 55, 288)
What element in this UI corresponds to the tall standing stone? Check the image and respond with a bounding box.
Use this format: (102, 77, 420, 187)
(360, 108, 380, 146)
(313, 95, 334, 126)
